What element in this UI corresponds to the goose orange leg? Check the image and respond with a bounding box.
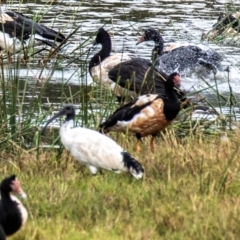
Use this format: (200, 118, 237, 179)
(135, 134, 142, 152)
(150, 134, 157, 152)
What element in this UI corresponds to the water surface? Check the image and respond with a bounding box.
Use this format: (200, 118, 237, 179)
(2, 0, 240, 125)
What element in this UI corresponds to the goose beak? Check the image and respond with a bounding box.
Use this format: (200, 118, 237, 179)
(136, 34, 146, 45)
(19, 191, 27, 199)
(11, 178, 27, 199)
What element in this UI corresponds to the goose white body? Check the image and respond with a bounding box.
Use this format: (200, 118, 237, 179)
(0, 31, 22, 53)
(90, 52, 135, 97)
(0, 31, 47, 54)
(10, 195, 28, 226)
(0, 195, 28, 226)
(0, 10, 65, 56)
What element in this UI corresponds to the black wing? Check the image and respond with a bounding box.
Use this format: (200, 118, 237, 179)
(99, 94, 159, 132)
(2, 11, 65, 44)
(108, 58, 168, 96)
(160, 45, 222, 72)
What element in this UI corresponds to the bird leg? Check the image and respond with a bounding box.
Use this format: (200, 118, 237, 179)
(7, 52, 13, 63)
(150, 135, 156, 152)
(135, 134, 142, 152)
(136, 139, 141, 152)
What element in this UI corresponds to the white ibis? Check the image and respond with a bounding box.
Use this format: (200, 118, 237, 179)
(42, 105, 144, 179)
(0, 175, 27, 239)
(0, 10, 65, 61)
(100, 72, 181, 152)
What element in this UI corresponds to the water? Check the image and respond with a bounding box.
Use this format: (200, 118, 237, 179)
(2, 0, 240, 125)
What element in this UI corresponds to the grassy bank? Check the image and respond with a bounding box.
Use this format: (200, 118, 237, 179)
(1, 131, 240, 240)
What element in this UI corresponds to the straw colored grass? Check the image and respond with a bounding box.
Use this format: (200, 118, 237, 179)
(1, 131, 240, 240)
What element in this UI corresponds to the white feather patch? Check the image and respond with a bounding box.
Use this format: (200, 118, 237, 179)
(90, 53, 135, 97)
(60, 120, 129, 172)
(0, 32, 23, 53)
(0, 12, 14, 23)
(10, 195, 28, 226)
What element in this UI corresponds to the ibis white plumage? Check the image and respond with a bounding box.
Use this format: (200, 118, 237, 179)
(0, 9, 65, 61)
(42, 105, 144, 179)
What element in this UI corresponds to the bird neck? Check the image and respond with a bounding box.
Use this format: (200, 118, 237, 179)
(0, 191, 14, 210)
(152, 34, 164, 58)
(89, 34, 112, 72)
(61, 118, 74, 134)
(65, 112, 75, 122)
(163, 85, 180, 121)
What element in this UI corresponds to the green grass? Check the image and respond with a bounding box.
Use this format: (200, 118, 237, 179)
(0, 132, 240, 240)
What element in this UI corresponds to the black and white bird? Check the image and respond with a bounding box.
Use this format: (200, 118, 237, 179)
(100, 72, 181, 152)
(203, 11, 240, 44)
(0, 175, 27, 240)
(89, 27, 136, 102)
(0, 9, 65, 61)
(137, 28, 223, 76)
(42, 105, 144, 179)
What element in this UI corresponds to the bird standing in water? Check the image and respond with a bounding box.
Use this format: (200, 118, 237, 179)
(0, 9, 65, 61)
(137, 28, 223, 76)
(89, 27, 135, 102)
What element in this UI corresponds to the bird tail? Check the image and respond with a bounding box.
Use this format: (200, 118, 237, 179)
(121, 152, 144, 179)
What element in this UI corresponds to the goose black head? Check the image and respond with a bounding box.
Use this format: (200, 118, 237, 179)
(137, 28, 163, 44)
(1, 175, 16, 193)
(137, 28, 164, 56)
(93, 27, 110, 45)
(167, 72, 181, 88)
(1, 175, 27, 198)
(42, 105, 76, 135)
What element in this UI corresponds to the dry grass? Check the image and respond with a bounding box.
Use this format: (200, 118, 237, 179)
(1, 130, 240, 240)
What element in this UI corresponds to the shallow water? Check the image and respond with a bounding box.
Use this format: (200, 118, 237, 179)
(2, 0, 240, 124)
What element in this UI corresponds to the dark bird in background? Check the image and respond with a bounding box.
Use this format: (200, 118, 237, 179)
(202, 11, 240, 43)
(100, 72, 181, 152)
(89, 27, 135, 102)
(137, 28, 223, 76)
(0, 10, 65, 61)
(0, 175, 27, 240)
(213, 12, 240, 33)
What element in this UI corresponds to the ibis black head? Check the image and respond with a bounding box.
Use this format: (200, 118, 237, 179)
(93, 27, 110, 45)
(0, 175, 16, 193)
(42, 105, 76, 135)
